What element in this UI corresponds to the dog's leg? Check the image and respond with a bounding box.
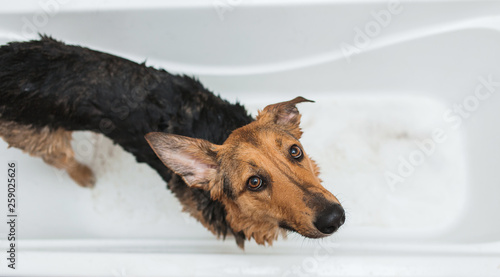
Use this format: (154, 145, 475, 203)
(0, 121, 95, 188)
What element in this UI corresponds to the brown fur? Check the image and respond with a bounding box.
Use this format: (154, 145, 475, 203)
(216, 123, 340, 244)
(146, 97, 344, 246)
(0, 120, 95, 188)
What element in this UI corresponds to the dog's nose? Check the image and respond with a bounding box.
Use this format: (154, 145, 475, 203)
(313, 204, 345, 234)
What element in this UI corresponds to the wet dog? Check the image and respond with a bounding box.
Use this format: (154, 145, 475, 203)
(0, 36, 345, 247)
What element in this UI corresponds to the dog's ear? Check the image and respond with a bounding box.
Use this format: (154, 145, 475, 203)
(257, 96, 314, 138)
(145, 132, 218, 189)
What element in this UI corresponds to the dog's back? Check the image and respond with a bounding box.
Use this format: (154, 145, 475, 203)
(0, 36, 251, 159)
(0, 36, 118, 130)
(0, 37, 231, 134)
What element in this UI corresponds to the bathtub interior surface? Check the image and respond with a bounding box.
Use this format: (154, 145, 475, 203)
(0, 94, 468, 242)
(1, 1, 500, 276)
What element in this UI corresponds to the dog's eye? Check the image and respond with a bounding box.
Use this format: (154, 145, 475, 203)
(289, 145, 302, 159)
(247, 176, 263, 191)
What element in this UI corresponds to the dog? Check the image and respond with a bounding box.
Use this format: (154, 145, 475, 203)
(0, 36, 345, 248)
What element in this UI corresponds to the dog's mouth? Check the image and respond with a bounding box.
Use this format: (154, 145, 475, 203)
(279, 222, 298, 233)
(278, 222, 330, 239)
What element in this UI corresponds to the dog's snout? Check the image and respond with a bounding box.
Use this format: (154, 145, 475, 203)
(313, 204, 345, 235)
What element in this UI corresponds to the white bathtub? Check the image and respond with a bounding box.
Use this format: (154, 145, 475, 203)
(1, 0, 500, 276)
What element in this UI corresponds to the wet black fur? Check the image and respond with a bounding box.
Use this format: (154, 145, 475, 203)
(0, 36, 251, 246)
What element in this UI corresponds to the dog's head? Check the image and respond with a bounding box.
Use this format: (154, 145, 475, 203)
(145, 97, 345, 246)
